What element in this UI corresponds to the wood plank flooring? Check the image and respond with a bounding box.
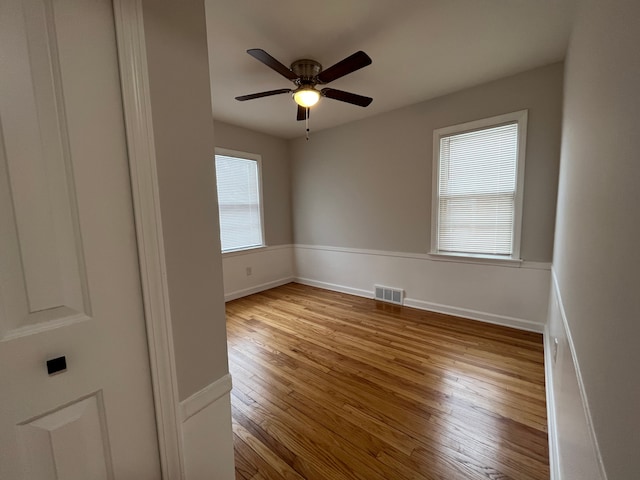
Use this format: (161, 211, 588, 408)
(226, 283, 548, 480)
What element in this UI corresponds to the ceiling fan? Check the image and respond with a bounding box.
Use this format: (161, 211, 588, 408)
(235, 49, 373, 121)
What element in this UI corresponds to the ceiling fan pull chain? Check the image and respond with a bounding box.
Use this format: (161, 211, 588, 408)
(306, 108, 310, 140)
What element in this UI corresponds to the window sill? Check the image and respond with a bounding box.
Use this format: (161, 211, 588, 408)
(221, 245, 267, 257)
(428, 252, 523, 267)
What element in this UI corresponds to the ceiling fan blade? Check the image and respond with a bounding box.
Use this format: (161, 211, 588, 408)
(247, 49, 298, 81)
(321, 88, 373, 107)
(316, 51, 372, 84)
(296, 105, 309, 121)
(235, 88, 292, 101)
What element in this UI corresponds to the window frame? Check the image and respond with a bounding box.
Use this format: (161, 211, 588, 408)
(214, 147, 266, 254)
(430, 110, 528, 263)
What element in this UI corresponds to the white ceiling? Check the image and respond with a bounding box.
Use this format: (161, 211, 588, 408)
(205, 0, 577, 140)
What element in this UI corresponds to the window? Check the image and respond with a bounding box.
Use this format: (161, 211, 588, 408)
(431, 110, 527, 261)
(214, 148, 265, 253)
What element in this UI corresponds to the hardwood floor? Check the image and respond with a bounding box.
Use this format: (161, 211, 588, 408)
(226, 283, 548, 480)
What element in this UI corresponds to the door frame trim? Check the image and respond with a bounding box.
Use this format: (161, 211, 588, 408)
(113, 1, 184, 478)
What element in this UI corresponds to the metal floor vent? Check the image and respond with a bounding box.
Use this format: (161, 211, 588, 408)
(374, 285, 404, 305)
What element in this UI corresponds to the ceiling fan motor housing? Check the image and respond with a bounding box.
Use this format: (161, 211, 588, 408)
(291, 59, 322, 86)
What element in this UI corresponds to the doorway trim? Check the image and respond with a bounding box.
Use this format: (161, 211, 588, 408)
(113, 1, 184, 479)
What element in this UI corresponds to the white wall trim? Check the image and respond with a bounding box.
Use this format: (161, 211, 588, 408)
(294, 243, 551, 270)
(293, 277, 543, 333)
(222, 244, 294, 301)
(294, 277, 373, 300)
(543, 327, 561, 480)
(222, 243, 293, 259)
(225, 277, 294, 302)
(180, 374, 233, 423)
(294, 244, 549, 330)
(550, 268, 608, 480)
(113, 2, 184, 478)
(404, 297, 544, 333)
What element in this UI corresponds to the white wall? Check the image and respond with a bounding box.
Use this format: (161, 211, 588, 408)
(180, 375, 235, 480)
(221, 243, 550, 333)
(547, 0, 640, 478)
(223, 245, 294, 301)
(295, 245, 550, 331)
(546, 273, 602, 479)
(143, 0, 229, 400)
(142, 0, 234, 478)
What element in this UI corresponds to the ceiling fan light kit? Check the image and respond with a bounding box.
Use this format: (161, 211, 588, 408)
(293, 87, 320, 108)
(235, 48, 373, 138)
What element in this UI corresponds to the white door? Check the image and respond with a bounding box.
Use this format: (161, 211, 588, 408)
(0, 0, 161, 479)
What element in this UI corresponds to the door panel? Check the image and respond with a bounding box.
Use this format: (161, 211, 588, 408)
(17, 393, 112, 480)
(0, 0, 161, 478)
(0, 0, 89, 339)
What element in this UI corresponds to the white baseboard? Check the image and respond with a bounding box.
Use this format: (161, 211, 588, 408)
(180, 373, 232, 422)
(404, 297, 544, 333)
(293, 244, 548, 332)
(547, 270, 607, 480)
(224, 244, 548, 331)
(544, 327, 561, 480)
(224, 276, 293, 302)
(222, 244, 294, 302)
(293, 277, 543, 333)
(294, 276, 373, 300)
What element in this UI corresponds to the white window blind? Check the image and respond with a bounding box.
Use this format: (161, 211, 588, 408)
(215, 153, 263, 252)
(436, 122, 519, 256)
